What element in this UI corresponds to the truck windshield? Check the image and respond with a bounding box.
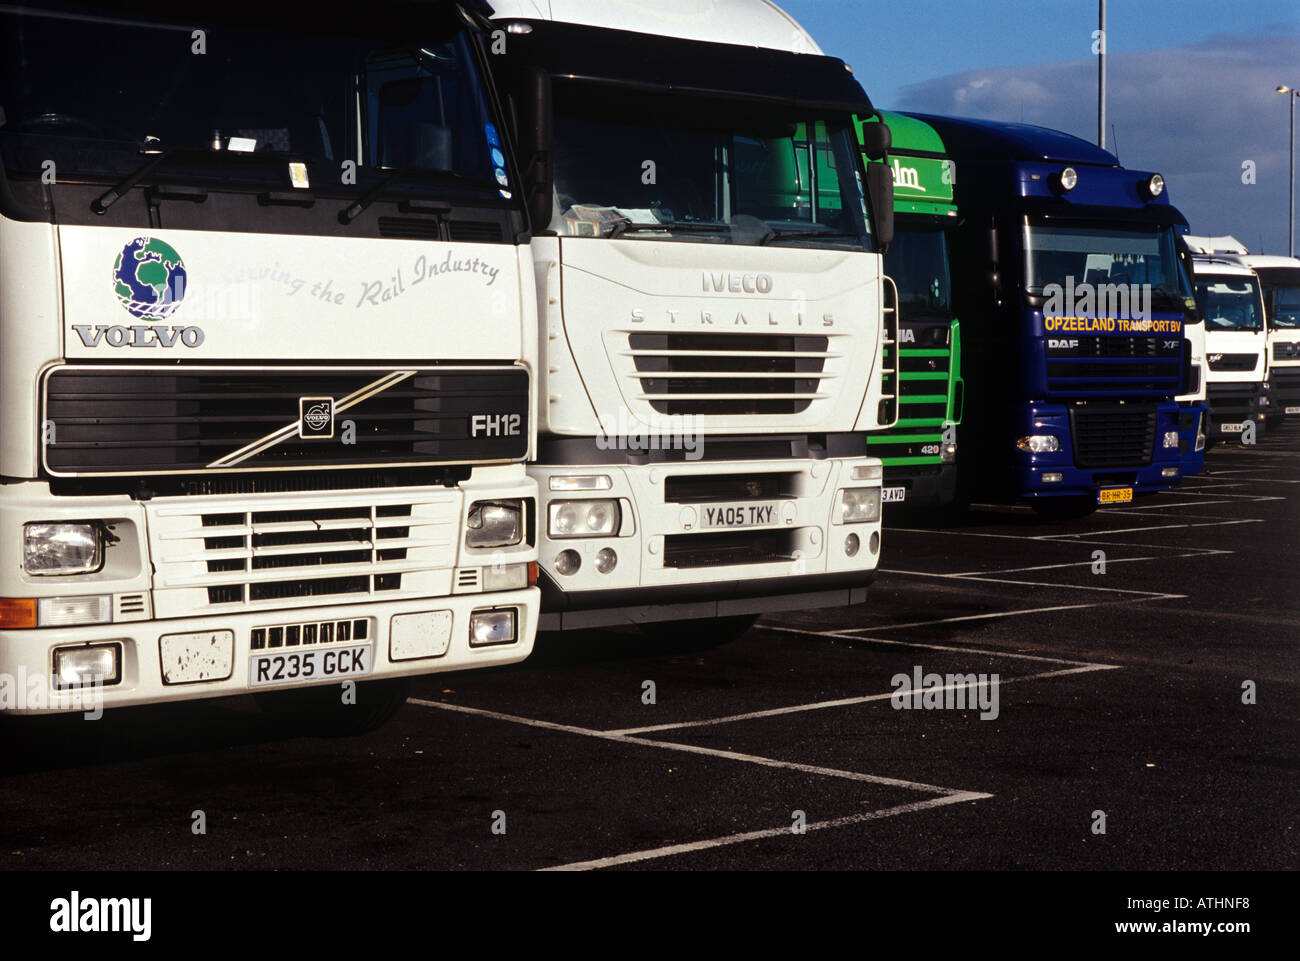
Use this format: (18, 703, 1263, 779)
(1194, 275, 1265, 332)
(1023, 223, 1192, 310)
(1254, 269, 1300, 328)
(885, 222, 951, 317)
(550, 83, 870, 248)
(0, 6, 506, 201)
(1270, 285, 1300, 328)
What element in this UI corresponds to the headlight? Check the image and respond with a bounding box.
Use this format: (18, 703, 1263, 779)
(466, 501, 523, 549)
(839, 487, 881, 524)
(549, 499, 620, 539)
(1016, 435, 1060, 454)
(1143, 173, 1165, 199)
(1163, 430, 1180, 449)
(1057, 166, 1078, 192)
(24, 523, 103, 576)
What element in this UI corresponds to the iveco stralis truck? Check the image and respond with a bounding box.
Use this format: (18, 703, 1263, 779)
(1183, 241, 1271, 444)
(487, 1, 897, 642)
(1234, 253, 1300, 425)
(860, 111, 962, 508)
(0, 1, 539, 728)
(912, 116, 1199, 519)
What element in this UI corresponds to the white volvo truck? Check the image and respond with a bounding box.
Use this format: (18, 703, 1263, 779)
(0, 1, 539, 729)
(1185, 239, 1270, 445)
(486, 0, 897, 641)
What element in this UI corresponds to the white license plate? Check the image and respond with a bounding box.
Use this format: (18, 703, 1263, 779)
(1286, 406, 1300, 415)
(249, 644, 373, 688)
(700, 501, 780, 529)
(1220, 422, 1245, 433)
(882, 487, 907, 503)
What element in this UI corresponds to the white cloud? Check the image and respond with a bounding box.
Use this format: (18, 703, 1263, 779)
(897, 33, 1300, 254)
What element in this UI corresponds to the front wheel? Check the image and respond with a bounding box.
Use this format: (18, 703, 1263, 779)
(638, 614, 760, 651)
(1031, 497, 1099, 522)
(254, 677, 412, 737)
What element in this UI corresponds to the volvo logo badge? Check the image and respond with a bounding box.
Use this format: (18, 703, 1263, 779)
(299, 397, 334, 439)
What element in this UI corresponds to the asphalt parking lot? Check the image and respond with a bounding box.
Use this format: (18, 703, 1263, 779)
(2, 426, 1297, 872)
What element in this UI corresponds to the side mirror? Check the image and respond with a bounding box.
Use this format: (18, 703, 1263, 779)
(859, 118, 892, 161)
(864, 160, 894, 249)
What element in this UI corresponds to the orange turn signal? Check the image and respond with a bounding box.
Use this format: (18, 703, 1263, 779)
(527, 562, 539, 587)
(0, 598, 38, 629)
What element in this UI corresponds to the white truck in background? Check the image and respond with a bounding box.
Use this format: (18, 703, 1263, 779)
(485, 0, 897, 643)
(0, 0, 539, 730)
(1234, 254, 1300, 424)
(1184, 237, 1270, 444)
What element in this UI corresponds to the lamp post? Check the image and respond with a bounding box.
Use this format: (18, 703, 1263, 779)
(1279, 85, 1300, 257)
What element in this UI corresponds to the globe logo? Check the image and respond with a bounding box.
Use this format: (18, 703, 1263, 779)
(112, 237, 187, 320)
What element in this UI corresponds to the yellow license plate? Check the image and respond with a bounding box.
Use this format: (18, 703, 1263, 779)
(1098, 488, 1133, 504)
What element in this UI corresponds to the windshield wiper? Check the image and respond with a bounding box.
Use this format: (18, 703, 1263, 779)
(339, 166, 494, 224)
(760, 229, 862, 246)
(608, 220, 731, 238)
(91, 142, 178, 214)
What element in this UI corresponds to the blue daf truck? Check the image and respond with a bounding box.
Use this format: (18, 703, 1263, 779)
(906, 115, 1202, 519)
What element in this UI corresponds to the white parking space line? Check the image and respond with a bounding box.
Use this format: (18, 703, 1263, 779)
(407, 697, 971, 794)
(607, 665, 1114, 737)
(881, 568, 1183, 597)
(539, 792, 990, 872)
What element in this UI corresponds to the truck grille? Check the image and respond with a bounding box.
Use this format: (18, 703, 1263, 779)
(43, 365, 528, 476)
(1046, 336, 1181, 394)
(663, 529, 797, 569)
(626, 332, 831, 416)
(1272, 341, 1300, 362)
(146, 490, 458, 617)
(1207, 353, 1258, 372)
(1069, 406, 1157, 468)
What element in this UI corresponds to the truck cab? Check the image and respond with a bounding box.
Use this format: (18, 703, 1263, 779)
(911, 115, 1197, 518)
(1184, 243, 1271, 444)
(0, 0, 540, 724)
(1237, 254, 1300, 424)
(485, 0, 897, 641)
(861, 111, 962, 509)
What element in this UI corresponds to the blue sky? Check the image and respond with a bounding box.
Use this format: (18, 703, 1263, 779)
(779, 0, 1300, 253)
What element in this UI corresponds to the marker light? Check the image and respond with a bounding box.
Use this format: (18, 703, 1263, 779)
(37, 595, 112, 627)
(1017, 435, 1061, 453)
(851, 464, 883, 481)
(941, 443, 957, 464)
(548, 475, 612, 492)
(1042, 472, 1065, 484)
(1162, 467, 1180, 478)
(1163, 431, 1181, 449)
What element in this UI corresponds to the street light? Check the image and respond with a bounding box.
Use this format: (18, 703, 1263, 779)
(1279, 85, 1300, 257)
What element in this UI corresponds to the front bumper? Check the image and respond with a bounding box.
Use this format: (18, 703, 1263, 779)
(531, 456, 882, 629)
(1009, 400, 1184, 501)
(0, 590, 538, 715)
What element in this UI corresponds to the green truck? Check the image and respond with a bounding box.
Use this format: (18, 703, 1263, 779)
(858, 111, 963, 508)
